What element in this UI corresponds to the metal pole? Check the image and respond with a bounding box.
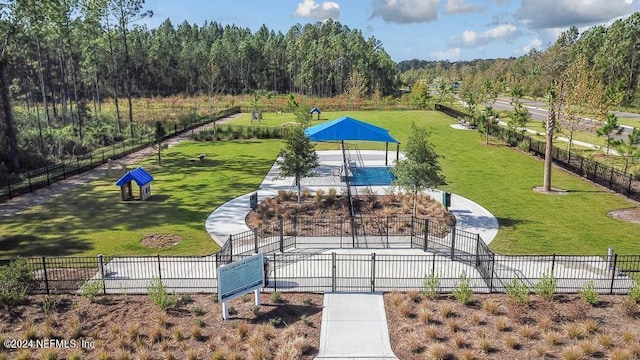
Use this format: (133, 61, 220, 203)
(475, 235, 481, 266)
(42, 257, 49, 295)
(610, 254, 618, 295)
(332, 252, 337, 292)
(385, 142, 388, 166)
(273, 253, 277, 292)
(423, 218, 429, 252)
(371, 253, 376, 292)
(157, 254, 162, 279)
(98, 254, 106, 295)
(450, 228, 456, 260)
(254, 227, 259, 254)
(279, 219, 284, 253)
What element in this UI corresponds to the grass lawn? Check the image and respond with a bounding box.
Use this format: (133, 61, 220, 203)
(0, 140, 280, 257)
(1, 110, 639, 257)
(227, 110, 640, 254)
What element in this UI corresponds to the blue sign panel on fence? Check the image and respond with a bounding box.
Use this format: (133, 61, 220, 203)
(218, 254, 264, 303)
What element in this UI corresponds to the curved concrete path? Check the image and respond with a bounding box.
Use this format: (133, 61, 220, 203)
(205, 150, 499, 246)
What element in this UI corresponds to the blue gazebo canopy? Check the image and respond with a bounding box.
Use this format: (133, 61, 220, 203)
(304, 116, 398, 143)
(115, 167, 153, 187)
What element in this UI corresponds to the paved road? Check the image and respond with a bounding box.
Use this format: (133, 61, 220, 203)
(493, 98, 637, 141)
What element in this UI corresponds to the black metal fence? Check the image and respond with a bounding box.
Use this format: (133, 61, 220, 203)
(7, 251, 638, 295)
(435, 104, 640, 202)
(5, 215, 638, 296)
(0, 107, 241, 203)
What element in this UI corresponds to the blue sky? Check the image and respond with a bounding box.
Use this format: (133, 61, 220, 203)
(142, 0, 640, 62)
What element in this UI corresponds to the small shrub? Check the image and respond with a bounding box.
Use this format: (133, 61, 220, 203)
(622, 329, 635, 344)
(534, 271, 557, 300)
(0, 258, 36, 308)
(581, 319, 599, 334)
(495, 317, 509, 332)
(579, 280, 599, 306)
(173, 327, 184, 341)
(446, 318, 460, 333)
(482, 299, 499, 315)
(300, 314, 309, 326)
(427, 343, 447, 359)
(422, 272, 441, 299)
(561, 346, 583, 360)
(151, 326, 163, 343)
(506, 278, 530, 304)
(546, 331, 563, 346)
(191, 305, 205, 316)
(69, 318, 83, 339)
(302, 297, 313, 306)
(191, 325, 203, 341)
(608, 349, 631, 360)
(565, 323, 584, 339)
(251, 305, 260, 316)
(424, 325, 439, 340)
(269, 317, 283, 327)
(418, 307, 432, 324)
(579, 339, 598, 357)
(228, 306, 238, 315)
(505, 336, 520, 349)
(627, 342, 640, 358)
(407, 290, 421, 302)
(236, 322, 249, 339)
(519, 325, 537, 340)
(439, 304, 454, 318)
(211, 293, 219, 303)
(452, 272, 473, 305)
(79, 280, 104, 303)
(628, 282, 640, 303)
(398, 301, 412, 318)
(40, 350, 58, 360)
(147, 277, 178, 311)
(181, 293, 191, 303)
(536, 314, 554, 331)
(453, 333, 466, 348)
(194, 318, 205, 328)
(598, 333, 614, 350)
(270, 291, 283, 304)
(621, 297, 638, 316)
(477, 335, 492, 353)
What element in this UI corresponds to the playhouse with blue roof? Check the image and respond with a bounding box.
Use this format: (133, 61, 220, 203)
(115, 167, 154, 201)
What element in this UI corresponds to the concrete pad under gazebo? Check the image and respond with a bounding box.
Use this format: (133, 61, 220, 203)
(115, 167, 154, 201)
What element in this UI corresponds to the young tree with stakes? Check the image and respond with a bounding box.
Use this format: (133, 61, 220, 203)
(277, 124, 318, 203)
(393, 123, 446, 217)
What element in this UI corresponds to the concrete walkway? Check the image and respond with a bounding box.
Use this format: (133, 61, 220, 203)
(316, 292, 398, 360)
(206, 150, 499, 246)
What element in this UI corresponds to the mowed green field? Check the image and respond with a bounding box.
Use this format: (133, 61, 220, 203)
(0, 110, 638, 257)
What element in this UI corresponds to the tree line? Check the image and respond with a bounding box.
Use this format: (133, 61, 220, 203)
(0, 0, 398, 175)
(400, 12, 640, 110)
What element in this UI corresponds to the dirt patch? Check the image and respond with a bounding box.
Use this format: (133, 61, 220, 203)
(0, 292, 323, 359)
(608, 207, 640, 224)
(386, 292, 640, 360)
(532, 186, 569, 195)
(141, 234, 182, 248)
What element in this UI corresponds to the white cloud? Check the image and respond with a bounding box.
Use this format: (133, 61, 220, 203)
(518, 37, 543, 54)
(444, 0, 482, 14)
(293, 0, 341, 21)
(452, 23, 519, 47)
(430, 47, 461, 60)
(517, 0, 636, 29)
(370, 0, 440, 24)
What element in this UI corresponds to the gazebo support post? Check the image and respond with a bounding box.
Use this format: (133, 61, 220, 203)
(396, 143, 400, 163)
(385, 142, 388, 166)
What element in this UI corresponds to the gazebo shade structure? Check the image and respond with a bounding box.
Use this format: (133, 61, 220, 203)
(304, 116, 398, 143)
(115, 167, 154, 201)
